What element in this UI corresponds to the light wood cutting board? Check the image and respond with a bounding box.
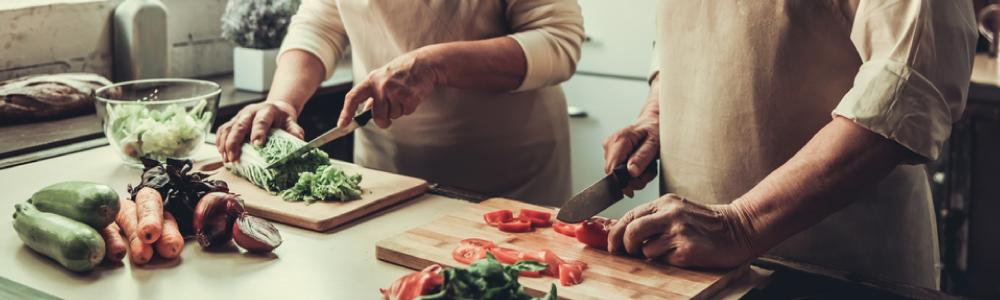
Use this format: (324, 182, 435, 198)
(194, 158, 428, 232)
(376, 198, 749, 300)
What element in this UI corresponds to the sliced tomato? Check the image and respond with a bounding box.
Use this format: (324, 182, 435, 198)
(381, 264, 445, 300)
(459, 238, 495, 250)
(576, 217, 618, 250)
(452, 245, 488, 265)
(537, 249, 565, 277)
(498, 218, 532, 233)
(559, 263, 583, 286)
(564, 259, 588, 271)
(483, 210, 514, 227)
(553, 222, 577, 237)
(487, 247, 523, 265)
(519, 270, 541, 278)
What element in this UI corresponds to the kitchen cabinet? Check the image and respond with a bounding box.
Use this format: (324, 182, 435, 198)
(575, 0, 657, 79)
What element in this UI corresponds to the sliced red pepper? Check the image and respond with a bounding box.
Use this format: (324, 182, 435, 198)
(537, 249, 565, 277)
(553, 222, 577, 237)
(520, 209, 552, 222)
(564, 259, 588, 271)
(452, 245, 488, 265)
(487, 247, 523, 265)
(519, 270, 541, 278)
(459, 238, 495, 250)
(516, 215, 549, 228)
(559, 263, 583, 286)
(576, 217, 617, 250)
(381, 264, 445, 300)
(483, 210, 514, 227)
(497, 218, 532, 233)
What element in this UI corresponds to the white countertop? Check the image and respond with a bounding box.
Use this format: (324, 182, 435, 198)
(0, 143, 769, 300)
(0, 144, 474, 300)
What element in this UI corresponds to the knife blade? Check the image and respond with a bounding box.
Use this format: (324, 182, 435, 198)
(265, 109, 373, 169)
(556, 161, 657, 223)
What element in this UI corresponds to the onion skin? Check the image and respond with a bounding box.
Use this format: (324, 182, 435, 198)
(193, 192, 242, 248)
(233, 214, 282, 253)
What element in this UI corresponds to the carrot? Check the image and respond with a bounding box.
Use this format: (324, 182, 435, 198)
(154, 211, 185, 259)
(98, 222, 128, 262)
(135, 187, 163, 244)
(117, 199, 153, 264)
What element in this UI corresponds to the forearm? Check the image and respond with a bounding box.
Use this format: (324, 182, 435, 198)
(266, 49, 327, 115)
(730, 117, 916, 254)
(639, 75, 660, 121)
(417, 37, 527, 91)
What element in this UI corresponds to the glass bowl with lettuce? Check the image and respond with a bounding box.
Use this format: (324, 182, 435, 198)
(95, 79, 221, 168)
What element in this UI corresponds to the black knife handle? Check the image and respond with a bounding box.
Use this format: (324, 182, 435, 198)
(612, 161, 658, 187)
(354, 109, 373, 126)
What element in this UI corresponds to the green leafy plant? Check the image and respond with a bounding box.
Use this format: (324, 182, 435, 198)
(422, 253, 557, 300)
(221, 0, 301, 49)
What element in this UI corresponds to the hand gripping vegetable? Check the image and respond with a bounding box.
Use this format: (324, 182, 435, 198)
(117, 199, 153, 264)
(225, 129, 363, 204)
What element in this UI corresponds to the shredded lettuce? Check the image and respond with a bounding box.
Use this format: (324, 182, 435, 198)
(104, 99, 212, 162)
(280, 165, 363, 205)
(226, 129, 362, 203)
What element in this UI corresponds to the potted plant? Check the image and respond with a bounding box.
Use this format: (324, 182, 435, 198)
(221, 0, 301, 92)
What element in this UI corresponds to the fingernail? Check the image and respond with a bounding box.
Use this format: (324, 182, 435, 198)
(253, 139, 262, 147)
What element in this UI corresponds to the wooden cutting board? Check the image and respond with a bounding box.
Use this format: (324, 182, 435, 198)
(193, 158, 428, 232)
(376, 198, 749, 300)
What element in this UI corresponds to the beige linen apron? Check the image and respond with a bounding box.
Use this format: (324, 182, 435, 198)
(335, 1, 574, 207)
(653, 0, 965, 289)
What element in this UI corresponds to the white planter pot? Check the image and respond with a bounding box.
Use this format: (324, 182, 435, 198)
(233, 47, 279, 92)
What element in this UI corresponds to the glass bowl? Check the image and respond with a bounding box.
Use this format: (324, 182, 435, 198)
(94, 79, 221, 168)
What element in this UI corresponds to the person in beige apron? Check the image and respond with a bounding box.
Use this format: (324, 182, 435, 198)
(603, 0, 976, 289)
(216, 0, 583, 206)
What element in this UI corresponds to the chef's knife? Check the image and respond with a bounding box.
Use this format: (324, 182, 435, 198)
(556, 161, 657, 223)
(265, 109, 373, 169)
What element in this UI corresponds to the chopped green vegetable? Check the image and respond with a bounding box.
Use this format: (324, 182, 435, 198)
(420, 252, 557, 300)
(280, 165, 363, 205)
(226, 129, 363, 203)
(104, 99, 212, 162)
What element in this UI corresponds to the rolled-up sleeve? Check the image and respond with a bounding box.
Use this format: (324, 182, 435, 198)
(505, 0, 585, 92)
(278, 0, 349, 81)
(832, 0, 977, 162)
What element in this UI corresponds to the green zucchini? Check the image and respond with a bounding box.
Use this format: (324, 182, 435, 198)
(28, 181, 120, 229)
(12, 202, 105, 272)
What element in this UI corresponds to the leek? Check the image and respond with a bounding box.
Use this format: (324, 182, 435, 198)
(225, 129, 362, 203)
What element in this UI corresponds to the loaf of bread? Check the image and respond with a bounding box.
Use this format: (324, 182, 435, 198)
(0, 73, 114, 125)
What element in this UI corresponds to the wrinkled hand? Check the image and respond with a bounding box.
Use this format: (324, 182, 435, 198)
(603, 117, 660, 197)
(608, 194, 757, 268)
(339, 50, 438, 129)
(216, 101, 304, 163)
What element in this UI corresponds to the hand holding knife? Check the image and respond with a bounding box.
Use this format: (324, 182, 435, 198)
(265, 109, 373, 169)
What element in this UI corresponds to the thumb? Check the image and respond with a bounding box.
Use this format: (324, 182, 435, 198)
(340, 80, 374, 128)
(627, 136, 659, 178)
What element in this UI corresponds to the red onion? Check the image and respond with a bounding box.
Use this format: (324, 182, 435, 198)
(193, 192, 243, 248)
(233, 214, 282, 253)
